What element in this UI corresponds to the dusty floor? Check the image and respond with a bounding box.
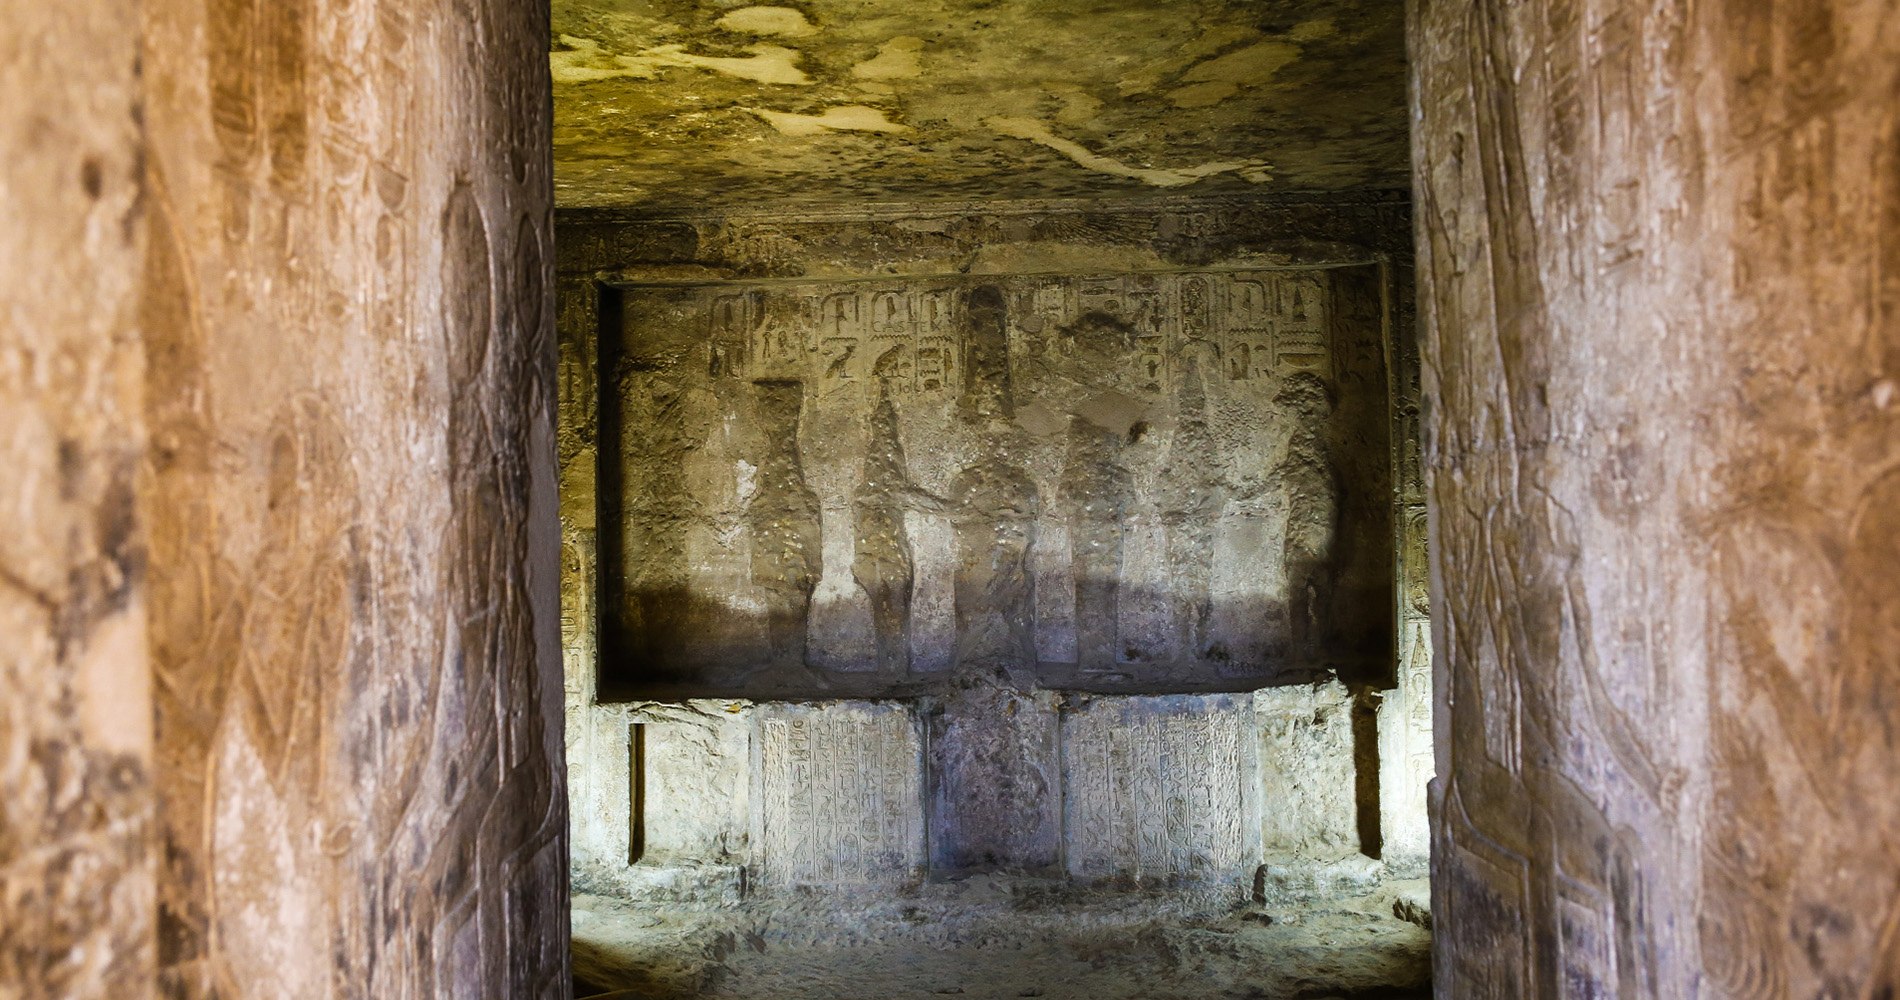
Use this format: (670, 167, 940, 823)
(572, 878, 1431, 1000)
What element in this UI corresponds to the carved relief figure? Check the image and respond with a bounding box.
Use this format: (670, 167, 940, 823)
(1274, 371, 1338, 660)
(1055, 311, 1139, 674)
(747, 381, 823, 669)
(1160, 355, 1223, 660)
(959, 284, 1014, 424)
(600, 265, 1387, 696)
(951, 461, 1039, 676)
(852, 378, 917, 675)
(1065, 415, 1134, 674)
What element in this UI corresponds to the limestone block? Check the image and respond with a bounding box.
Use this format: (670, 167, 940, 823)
(926, 685, 1062, 874)
(1254, 853, 1383, 904)
(570, 700, 752, 901)
(752, 701, 926, 889)
(632, 701, 753, 866)
(1256, 681, 1358, 859)
(1061, 693, 1259, 888)
(1377, 615, 1432, 873)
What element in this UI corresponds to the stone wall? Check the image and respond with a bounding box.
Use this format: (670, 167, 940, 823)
(1416, 0, 1900, 995)
(1, 0, 569, 996)
(140, 0, 566, 994)
(598, 268, 1391, 699)
(560, 194, 1434, 887)
(0, 0, 152, 994)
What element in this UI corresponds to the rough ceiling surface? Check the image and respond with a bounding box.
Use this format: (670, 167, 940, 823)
(551, 0, 1407, 208)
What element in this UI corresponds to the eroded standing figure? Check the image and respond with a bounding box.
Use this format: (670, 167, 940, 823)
(1057, 312, 1139, 675)
(1160, 351, 1223, 661)
(747, 380, 823, 671)
(852, 368, 917, 676)
(949, 284, 1039, 678)
(1273, 371, 1337, 661)
(950, 462, 1039, 677)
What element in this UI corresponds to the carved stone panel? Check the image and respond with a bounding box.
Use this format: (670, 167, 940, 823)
(1060, 694, 1259, 889)
(1257, 682, 1357, 860)
(751, 701, 925, 889)
(598, 269, 1392, 699)
(926, 686, 1062, 874)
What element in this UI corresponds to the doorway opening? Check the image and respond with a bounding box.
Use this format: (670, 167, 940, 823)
(547, 5, 1427, 998)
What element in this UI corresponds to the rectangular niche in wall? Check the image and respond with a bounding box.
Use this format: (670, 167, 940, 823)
(597, 267, 1392, 700)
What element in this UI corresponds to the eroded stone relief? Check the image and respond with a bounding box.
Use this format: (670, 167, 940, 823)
(600, 267, 1391, 699)
(1257, 681, 1357, 860)
(138, 0, 568, 994)
(1061, 694, 1259, 889)
(753, 702, 925, 888)
(562, 197, 1424, 918)
(1418, 0, 1900, 994)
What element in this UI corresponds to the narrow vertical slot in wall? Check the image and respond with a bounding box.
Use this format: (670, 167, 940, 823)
(629, 722, 646, 865)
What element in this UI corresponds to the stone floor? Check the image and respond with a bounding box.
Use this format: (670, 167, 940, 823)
(571, 878, 1431, 1000)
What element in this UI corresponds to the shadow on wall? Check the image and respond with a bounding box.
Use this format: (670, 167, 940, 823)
(592, 271, 1394, 701)
(597, 583, 1387, 700)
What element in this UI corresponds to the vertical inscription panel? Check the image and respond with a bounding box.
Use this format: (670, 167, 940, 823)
(1061, 694, 1259, 889)
(752, 701, 924, 889)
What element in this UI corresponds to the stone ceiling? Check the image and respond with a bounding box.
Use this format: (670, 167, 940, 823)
(551, 0, 1408, 209)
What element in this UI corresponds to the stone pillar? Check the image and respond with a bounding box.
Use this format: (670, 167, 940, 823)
(138, 0, 566, 996)
(1416, 0, 1900, 995)
(0, 0, 151, 995)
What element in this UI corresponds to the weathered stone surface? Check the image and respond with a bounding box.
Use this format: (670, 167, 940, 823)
(559, 195, 1429, 899)
(752, 701, 926, 889)
(595, 264, 1393, 698)
(1417, 0, 1900, 994)
(138, 0, 568, 994)
(927, 684, 1062, 874)
(551, 0, 1407, 208)
(1256, 681, 1357, 860)
(0, 0, 151, 993)
(1377, 612, 1432, 872)
(1061, 693, 1259, 890)
(569, 700, 750, 902)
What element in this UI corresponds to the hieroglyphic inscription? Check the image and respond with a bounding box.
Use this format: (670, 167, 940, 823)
(753, 702, 924, 888)
(1060, 694, 1258, 887)
(602, 268, 1387, 698)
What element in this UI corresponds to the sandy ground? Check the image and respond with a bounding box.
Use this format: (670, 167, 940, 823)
(572, 878, 1431, 1000)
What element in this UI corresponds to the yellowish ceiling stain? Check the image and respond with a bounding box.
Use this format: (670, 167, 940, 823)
(551, 36, 653, 83)
(1182, 41, 1302, 86)
(716, 6, 820, 37)
(1167, 80, 1239, 108)
(1288, 19, 1339, 41)
(1044, 85, 1104, 126)
(852, 36, 926, 80)
(552, 36, 812, 86)
(984, 116, 1271, 187)
(1116, 25, 1259, 95)
(754, 105, 913, 137)
(550, 0, 1408, 205)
